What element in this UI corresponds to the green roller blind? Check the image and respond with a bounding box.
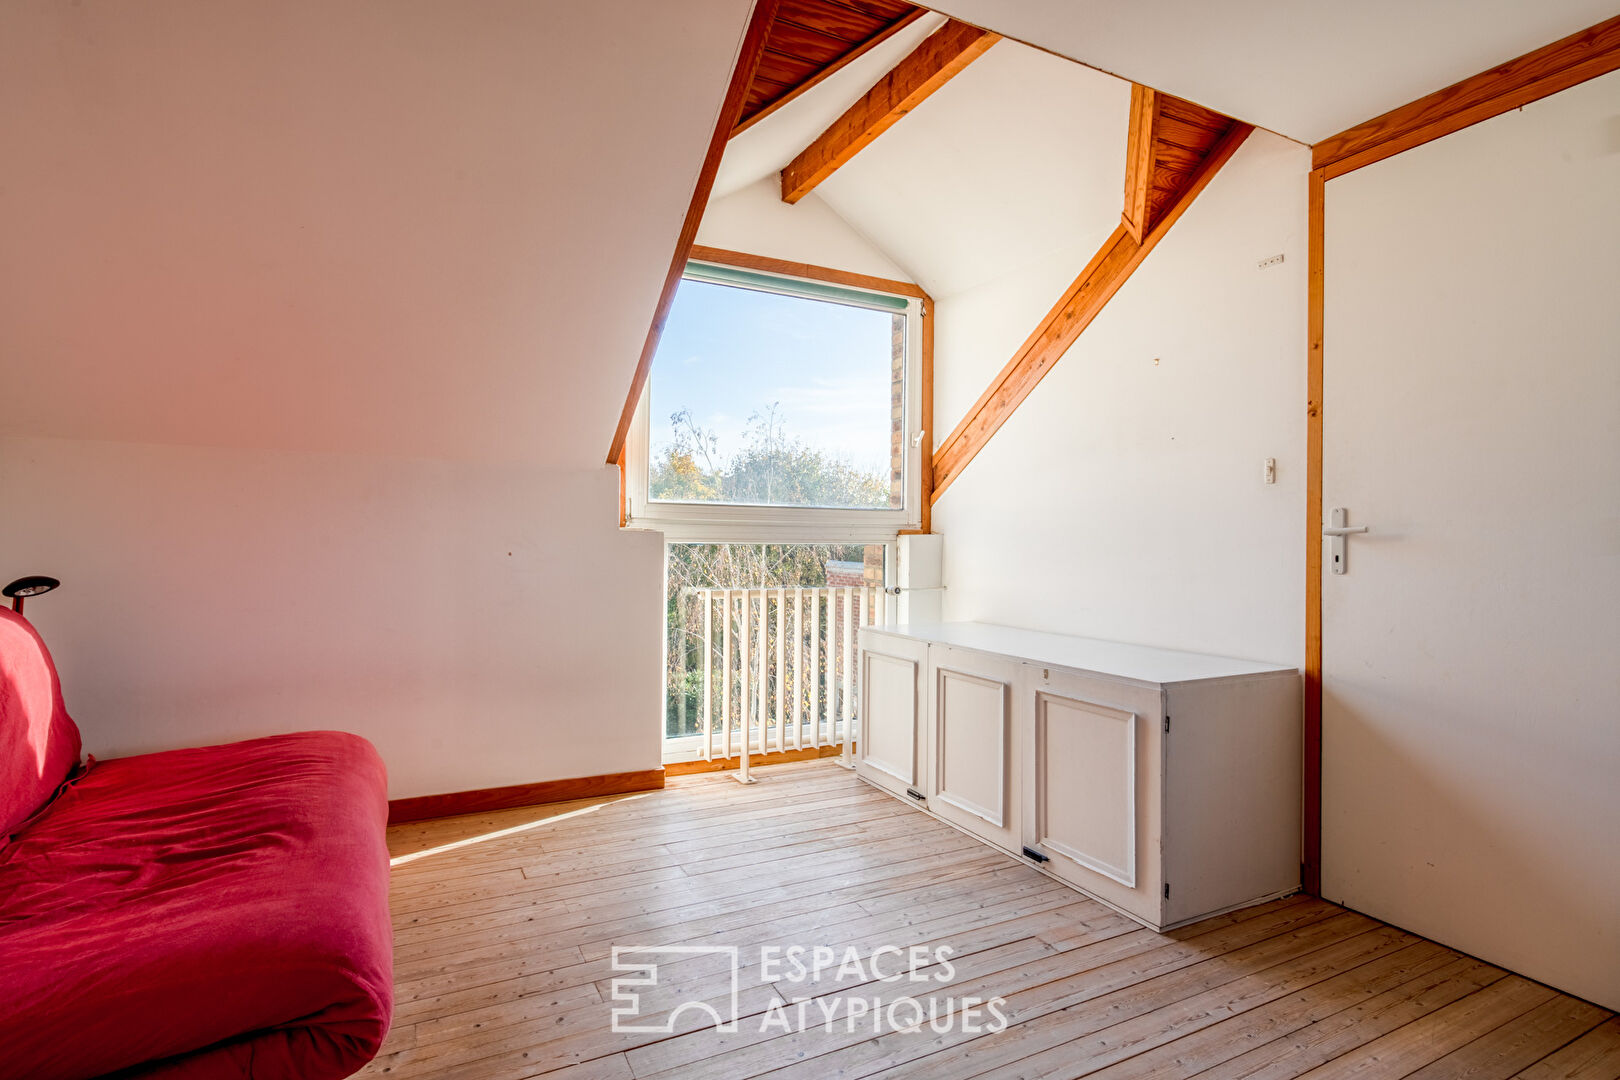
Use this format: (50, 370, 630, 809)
(683, 260, 912, 312)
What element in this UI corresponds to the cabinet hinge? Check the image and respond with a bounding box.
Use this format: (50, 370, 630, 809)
(1163, 882, 1171, 900)
(1164, 715, 1171, 733)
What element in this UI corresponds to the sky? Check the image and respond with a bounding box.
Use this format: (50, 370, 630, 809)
(648, 279, 897, 476)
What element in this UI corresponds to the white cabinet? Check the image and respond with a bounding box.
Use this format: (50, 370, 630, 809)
(858, 622, 1300, 931)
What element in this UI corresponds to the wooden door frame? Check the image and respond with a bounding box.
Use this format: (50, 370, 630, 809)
(1301, 15, 1620, 895)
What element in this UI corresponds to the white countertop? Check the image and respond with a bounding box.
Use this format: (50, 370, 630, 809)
(861, 621, 1296, 687)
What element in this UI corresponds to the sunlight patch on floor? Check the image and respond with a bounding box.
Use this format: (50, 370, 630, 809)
(387, 792, 657, 867)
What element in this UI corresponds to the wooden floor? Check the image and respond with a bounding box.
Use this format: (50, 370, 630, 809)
(363, 761, 1619, 1080)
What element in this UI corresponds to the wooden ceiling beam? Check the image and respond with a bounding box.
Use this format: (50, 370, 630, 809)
(606, 0, 781, 468)
(735, 8, 927, 136)
(780, 19, 999, 204)
(1121, 84, 1160, 242)
(1312, 13, 1620, 179)
(932, 101, 1251, 502)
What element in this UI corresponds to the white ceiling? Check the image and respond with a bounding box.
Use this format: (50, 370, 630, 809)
(926, 0, 1619, 142)
(0, 0, 754, 469)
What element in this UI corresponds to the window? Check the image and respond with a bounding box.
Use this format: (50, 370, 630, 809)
(626, 257, 925, 541)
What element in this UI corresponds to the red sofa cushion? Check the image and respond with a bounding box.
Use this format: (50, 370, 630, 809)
(0, 730, 393, 1080)
(0, 607, 82, 838)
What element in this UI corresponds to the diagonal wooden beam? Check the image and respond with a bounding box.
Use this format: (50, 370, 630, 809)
(780, 19, 999, 204)
(607, 0, 782, 469)
(931, 104, 1251, 502)
(1313, 13, 1620, 179)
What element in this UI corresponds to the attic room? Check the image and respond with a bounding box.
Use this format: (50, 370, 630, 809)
(0, 1, 1616, 1077)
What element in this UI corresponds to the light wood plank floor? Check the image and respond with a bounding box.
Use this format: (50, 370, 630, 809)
(362, 761, 1617, 1080)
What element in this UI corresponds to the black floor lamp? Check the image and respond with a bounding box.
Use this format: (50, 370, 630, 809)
(4, 576, 60, 617)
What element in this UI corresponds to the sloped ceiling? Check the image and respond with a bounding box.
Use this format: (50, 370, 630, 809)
(707, 0, 1620, 309)
(814, 42, 1129, 300)
(715, 29, 1130, 303)
(0, 0, 753, 469)
(697, 179, 916, 284)
(927, 0, 1620, 142)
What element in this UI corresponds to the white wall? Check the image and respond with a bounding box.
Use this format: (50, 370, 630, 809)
(932, 247, 1096, 443)
(696, 179, 914, 282)
(0, 1, 756, 795)
(933, 131, 1310, 667)
(0, 437, 664, 799)
(0, 0, 752, 469)
(1320, 71, 1620, 1009)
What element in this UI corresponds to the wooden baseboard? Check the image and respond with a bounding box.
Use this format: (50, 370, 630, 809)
(387, 768, 666, 824)
(664, 744, 847, 776)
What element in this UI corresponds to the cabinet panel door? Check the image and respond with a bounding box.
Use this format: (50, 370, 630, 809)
(857, 633, 927, 800)
(1035, 693, 1137, 887)
(1022, 668, 1163, 927)
(929, 647, 1019, 850)
(938, 670, 1006, 821)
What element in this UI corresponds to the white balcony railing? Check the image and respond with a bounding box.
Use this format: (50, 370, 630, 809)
(668, 585, 883, 766)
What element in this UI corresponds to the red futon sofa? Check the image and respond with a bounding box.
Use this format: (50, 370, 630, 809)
(0, 608, 393, 1079)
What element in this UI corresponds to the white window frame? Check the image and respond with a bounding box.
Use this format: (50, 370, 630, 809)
(624, 261, 926, 544)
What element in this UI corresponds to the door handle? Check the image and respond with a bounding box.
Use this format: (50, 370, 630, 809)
(1325, 508, 1368, 575)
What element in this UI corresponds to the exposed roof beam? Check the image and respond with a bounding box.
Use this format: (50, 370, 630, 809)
(1313, 13, 1620, 179)
(606, 0, 781, 469)
(1120, 84, 1161, 242)
(1124, 85, 1243, 241)
(734, 7, 928, 137)
(932, 97, 1251, 502)
(780, 19, 999, 204)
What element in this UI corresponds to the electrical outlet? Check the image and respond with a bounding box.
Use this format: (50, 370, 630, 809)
(1257, 253, 1285, 269)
